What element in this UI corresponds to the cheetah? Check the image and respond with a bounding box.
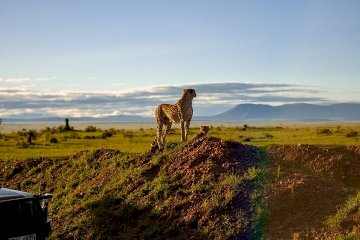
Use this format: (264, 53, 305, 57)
(192, 126, 210, 140)
(155, 89, 196, 149)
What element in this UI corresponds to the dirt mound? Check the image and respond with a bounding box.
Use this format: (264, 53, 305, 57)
(268, 145, 360, 188)
(167, 137, 258, 187)
(135, 137, 263, 239)
(1, 138, 263, 239)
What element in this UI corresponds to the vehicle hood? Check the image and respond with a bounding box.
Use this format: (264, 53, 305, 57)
(0, 188, 33, 201)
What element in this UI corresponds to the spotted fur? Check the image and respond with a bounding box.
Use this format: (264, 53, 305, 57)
(155, 89, 196, 149)
(192, 126, 210, 140)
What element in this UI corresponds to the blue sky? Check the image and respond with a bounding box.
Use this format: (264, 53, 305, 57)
(0, 1, 359, 118)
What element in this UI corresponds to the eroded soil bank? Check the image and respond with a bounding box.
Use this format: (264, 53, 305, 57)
(266, 145, 360, 239)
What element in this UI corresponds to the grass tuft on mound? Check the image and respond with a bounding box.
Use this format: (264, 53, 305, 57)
(325, 190, 360, 239)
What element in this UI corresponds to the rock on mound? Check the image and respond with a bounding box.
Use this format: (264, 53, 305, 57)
(268, 145, 360, 188)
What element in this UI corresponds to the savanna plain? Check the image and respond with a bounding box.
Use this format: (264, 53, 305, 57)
(1, 122, 360, 239)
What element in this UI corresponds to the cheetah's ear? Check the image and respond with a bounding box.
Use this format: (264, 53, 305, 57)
(183, 89, 187, 92)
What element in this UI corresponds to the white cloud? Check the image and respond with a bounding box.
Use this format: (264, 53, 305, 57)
(0, 82, 339, 118)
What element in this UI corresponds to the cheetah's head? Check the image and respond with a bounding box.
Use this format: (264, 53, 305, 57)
(200, 126, 210, 134)
(183, 89, 196, 98)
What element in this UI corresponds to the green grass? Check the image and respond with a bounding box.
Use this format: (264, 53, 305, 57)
(2, 123, 359, 238)
(325, 190, 360, 239)
(1, 123, 360, 161)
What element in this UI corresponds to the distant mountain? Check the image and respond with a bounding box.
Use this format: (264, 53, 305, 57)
(3, 103, 360, 123)
(213, 103, 360, 121)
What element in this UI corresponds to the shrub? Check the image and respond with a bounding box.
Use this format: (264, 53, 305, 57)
(17, 129, 37, 144)
(50, 137, 59, 143)
(316, 128, 332, 135)
(43, 127, 57, 134)
(108, 128, 117, 135)
(123, 131, 134, 139)
(57, 125, 64, 132)
(264, 133, 274, 139)
(346, 130, 359, 138)
(67, 132, 81, 139)
(102, 130, 114, 139)
(84, 135, 97, 139)
(57, 125, 74, 132)
(41, 127, 51, 134)
(85, 125, 98, 132)
(16, 141, 29, 148)
(336, 125, 342, 133)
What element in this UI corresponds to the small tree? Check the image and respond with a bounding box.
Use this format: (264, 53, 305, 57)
(27, 130, 36, 144)
(64, 118, 71, 131)
(17, 129, 37, 145)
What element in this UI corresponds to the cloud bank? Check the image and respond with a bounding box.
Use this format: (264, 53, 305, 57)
(0, 82, 328, 119)
(0, 77, 56, 83)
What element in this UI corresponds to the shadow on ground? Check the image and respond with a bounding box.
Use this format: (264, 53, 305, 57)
(85, 195, 206, 240)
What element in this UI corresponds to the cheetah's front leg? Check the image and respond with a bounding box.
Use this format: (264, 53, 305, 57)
(185, 120, 191, 140)
(180, 120, 185, 142)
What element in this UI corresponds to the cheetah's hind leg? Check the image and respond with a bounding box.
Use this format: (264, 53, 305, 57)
(162, 122, 172, 149)
(156, 123, 163, 149)
(150, 136, 159, 152)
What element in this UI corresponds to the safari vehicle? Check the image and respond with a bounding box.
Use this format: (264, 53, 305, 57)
(0, 188, 52, 240)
